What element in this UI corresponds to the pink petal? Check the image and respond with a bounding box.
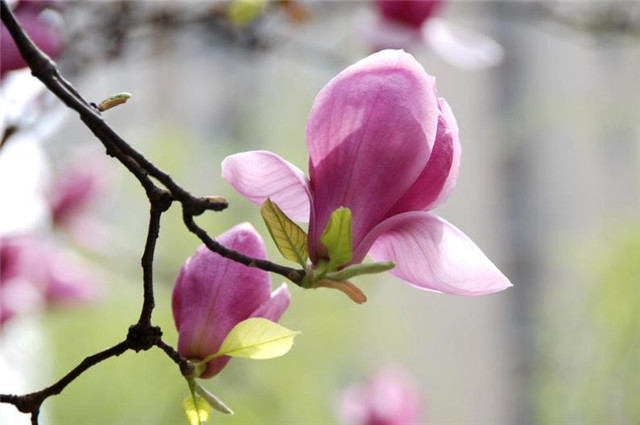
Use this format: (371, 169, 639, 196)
(360, 212, 512, 296)
(306, 50, 440, 257)
(172, 223, 272, 378)
(422, 18, 505, 70)
(221, 151, 311, 222)
(250, 283, 291, 321)
(388, 98, 461, 215)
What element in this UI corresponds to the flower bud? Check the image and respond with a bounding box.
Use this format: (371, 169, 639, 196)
(172, 223, 291, 378)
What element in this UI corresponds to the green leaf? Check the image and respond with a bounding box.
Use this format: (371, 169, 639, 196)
(321, 207, 353, 270)
(261, 198, 309, 267)
(195, 384, 234, 415)
(325, 262, 395, 282)
(182, 394, 212, 425)
(211, 318, 299, 360)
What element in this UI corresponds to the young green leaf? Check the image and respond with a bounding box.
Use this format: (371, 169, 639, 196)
(212, 318, 299, 360)
(182, 394, 212, 425)
(195, 384, 234, 415)
(261, 198, 309, 267)
(321, 207, 353, 270)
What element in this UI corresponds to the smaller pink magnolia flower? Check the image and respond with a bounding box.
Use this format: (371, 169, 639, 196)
(222, 49, 511, 297)
(172, 223, 291, 378)
(0, 235, 99, 327)
(1, 1, 64, 78)
(378, 0, 444, 28)
(1, 240, 40, 325)
(46, 153, 111, 250)
(49, 162, 102, 227)
(339, 368, 421, 425)
(361, 0, 503, 70)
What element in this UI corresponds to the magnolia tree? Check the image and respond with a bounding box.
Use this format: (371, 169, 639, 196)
(5, 1, 634, 424)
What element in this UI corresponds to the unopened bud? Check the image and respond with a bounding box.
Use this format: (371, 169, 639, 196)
(204, 196, 227, 205)
(97, 92, 132, 112)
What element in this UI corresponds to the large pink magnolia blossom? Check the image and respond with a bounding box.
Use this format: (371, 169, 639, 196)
(339, 368, 421, 425)
(172, 223, 291, 378)
(222, 49, 511, 296)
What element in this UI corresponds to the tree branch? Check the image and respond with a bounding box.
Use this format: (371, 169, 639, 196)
(1, 0, 306, 420)
(0, 0, 303, 284)
(0, 341, 129, 423)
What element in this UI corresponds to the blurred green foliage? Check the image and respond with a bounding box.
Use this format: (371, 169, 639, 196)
(536, 219, 640, 424)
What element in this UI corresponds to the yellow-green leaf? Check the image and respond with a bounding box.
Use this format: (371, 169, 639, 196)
(227, 0, 268, 26)
(215, 318, 299, 359)
(261, 198, 309, 267)
(321, 207, 352, 270)
(182, 394, 212, 425)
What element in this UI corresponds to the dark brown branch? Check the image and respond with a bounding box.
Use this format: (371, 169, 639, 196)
(183, 212, 305, 284)
(155, 339, 193, 378)
(0, 0, 302, 284)
(138, 198, 170, 326)
(0, 0, 307, 419)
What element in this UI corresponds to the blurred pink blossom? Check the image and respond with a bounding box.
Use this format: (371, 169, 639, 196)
(1, 0, 64, 78)
(47, 154, 110, 250)
(0, 236, 99, 327)
(172, 223, 290, 378)
(378, 0, 444, 28)
(359, 0, 503, 70)
(339, 368, 422, 425)
(49, 164, 101, 227)
(222, 50, 511, 296)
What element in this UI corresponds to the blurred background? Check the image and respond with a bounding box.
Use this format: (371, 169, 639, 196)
(1, 1, 639, 424)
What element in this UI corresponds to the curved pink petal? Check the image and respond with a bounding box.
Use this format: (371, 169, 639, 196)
(172, 223, 272, 378)
(360, 212, 511, 296)
(388, 98, 461, 215)
(306, 49, 440, 257)
(221, 150, 311, 222)
(250, 283, 291, 321)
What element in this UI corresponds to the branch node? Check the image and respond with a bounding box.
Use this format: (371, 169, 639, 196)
(150, 188, 173, 212)
(127, 324, 162, 352)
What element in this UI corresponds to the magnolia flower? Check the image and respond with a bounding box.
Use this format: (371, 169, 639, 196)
(47, 153, 111, 250)
(378, 0, 444, 29)
(172, 223, 291, 378)
(0, 236, 99, 326)
(359, 0, 504, 70)
(1, 1, 64, 77)
(222, 49, 511, 296)
(339, 368, 421, 425)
